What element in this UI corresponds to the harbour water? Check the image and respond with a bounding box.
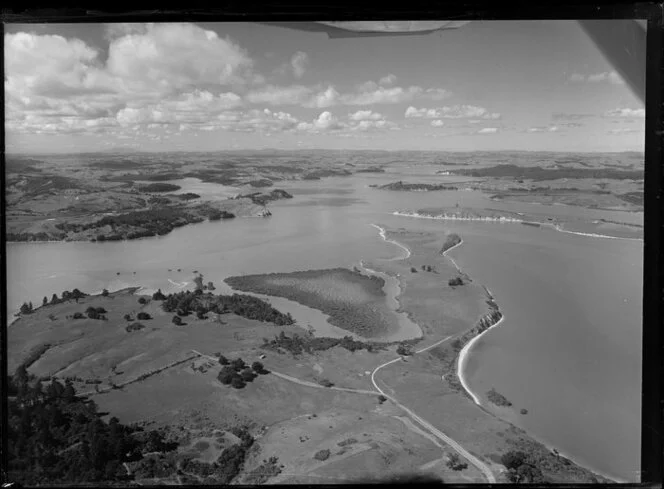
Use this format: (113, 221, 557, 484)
(7, 168, 642, 481)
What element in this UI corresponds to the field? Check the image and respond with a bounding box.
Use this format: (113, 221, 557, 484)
(7, 224, 612, 484)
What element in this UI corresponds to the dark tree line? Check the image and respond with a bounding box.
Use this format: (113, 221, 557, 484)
(262, 331, 384, 355)
(6, 368, 176, 485)
(160, 290, 294, 326)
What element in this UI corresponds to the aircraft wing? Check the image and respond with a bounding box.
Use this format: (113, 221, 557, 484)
(261, 20, 646, 103)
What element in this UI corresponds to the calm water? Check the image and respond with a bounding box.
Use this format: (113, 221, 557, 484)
(7, 170, 642, 481)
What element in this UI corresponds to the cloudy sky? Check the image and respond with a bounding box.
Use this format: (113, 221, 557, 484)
(5, 20, 645, 153)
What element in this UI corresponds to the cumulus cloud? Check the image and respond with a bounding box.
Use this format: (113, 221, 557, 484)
(349, 110, 384, 121)
(106, 23, 254, 95)
(305, 86, 340, 108)
(477, 127, 498, 134)
(379, 74, 397, 85)
(5, 24, 259, 137)
(296, 111, 343, 132)
(603, 108, 645, 118)
(405, 105, 500, 120)
(291, 51, 309, 78)
(568, 71, 624, 85)
(342, 85, 423, 105)
(526, 125, 559, 133)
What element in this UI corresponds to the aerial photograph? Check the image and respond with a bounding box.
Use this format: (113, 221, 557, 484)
(5, 19, 646, 485)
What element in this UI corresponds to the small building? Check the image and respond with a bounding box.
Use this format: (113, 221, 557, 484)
(259, 354, 266, 360)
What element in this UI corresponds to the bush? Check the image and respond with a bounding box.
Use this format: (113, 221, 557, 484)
(172, 315, 183, 326)
(73, 312, 85, 319)
(230, 376, 246, 389)
(378, 395, 387, 404)
(396, 344, 412, 356)
(410, 267, 418, 273)
(152, 289, 166, 301)
(487, 388, 512, 407)
(446, 452, 468, 471)
(218, 355, 229, 365)
(240, 369, 256, 382)
(251, 361, 265, 373)
(448, 277, 464, 286)
(501, 451, 527, 470)
(138, 297, 148, 305)
(520, 408, 528, 415)
(124, 314, 133, 321)
(218, 367, 236, 385)
(231, 358, 246, 372)
(126, 322, 145, 332)
(313, 449, 330, 461)
(137, 312, 152, 320)
(318, 378, 334, 387)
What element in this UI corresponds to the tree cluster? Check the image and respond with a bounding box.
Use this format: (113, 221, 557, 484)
(217, 358, 268, 389)
(6, 370, 176, 485)
(161, 290, 294, 325)
(446, 452, 468, 471)
(448, 277, 464, 287)
(261, 331, 382, 356)
(85, 306, 108, 320)
(500, 451, 545, 483)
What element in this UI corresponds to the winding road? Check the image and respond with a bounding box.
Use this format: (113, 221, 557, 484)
(370, 337, 497, 484)
(190, 337, 497, 484)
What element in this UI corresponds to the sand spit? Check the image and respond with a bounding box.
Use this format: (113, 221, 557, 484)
(393, 210, 643, 242)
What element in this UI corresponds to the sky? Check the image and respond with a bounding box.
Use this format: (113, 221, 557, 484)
(4, 20, 646, 153)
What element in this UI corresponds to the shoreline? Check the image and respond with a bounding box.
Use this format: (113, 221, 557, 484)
(457, 315, 505, 405)
(437, 232, 622, 484)
(370, 223, 411, 259)
(393, 210, 644, 242)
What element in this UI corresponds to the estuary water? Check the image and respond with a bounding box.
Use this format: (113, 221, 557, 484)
(6, 168, 642, 482)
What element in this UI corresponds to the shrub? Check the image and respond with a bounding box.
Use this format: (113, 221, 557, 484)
(410, 267, 418, 273)
(124, 314, 133, 321)
(520, 408, 528, 415)
(240, 369, 256, 382)
(251, 361, 265, 373)
(231, 358, 246, 372)
(378, 395, 387, 404)
(137, 312, 152, 320)
(230, 376, 246, 389)
(446, 452, 468, 471)
(152, 289, 166, 301)
(318, 378, 334, 387)
(501, 451, 527, 470)
(172, 315, 183, 326)
(73, 312, 85, 319)
(396, 344, 412, 356)
(218, 367, 236, 385)
(313, 449, 330, 461)
(138, 297, 148, 305)
(487, 388, 512, 407)
(218, 355, 229, 365)
(448, 277, 464, 286)
(126, 322, 145, 332)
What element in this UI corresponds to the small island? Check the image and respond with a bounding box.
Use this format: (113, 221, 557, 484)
(375, 181, 458, 191)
